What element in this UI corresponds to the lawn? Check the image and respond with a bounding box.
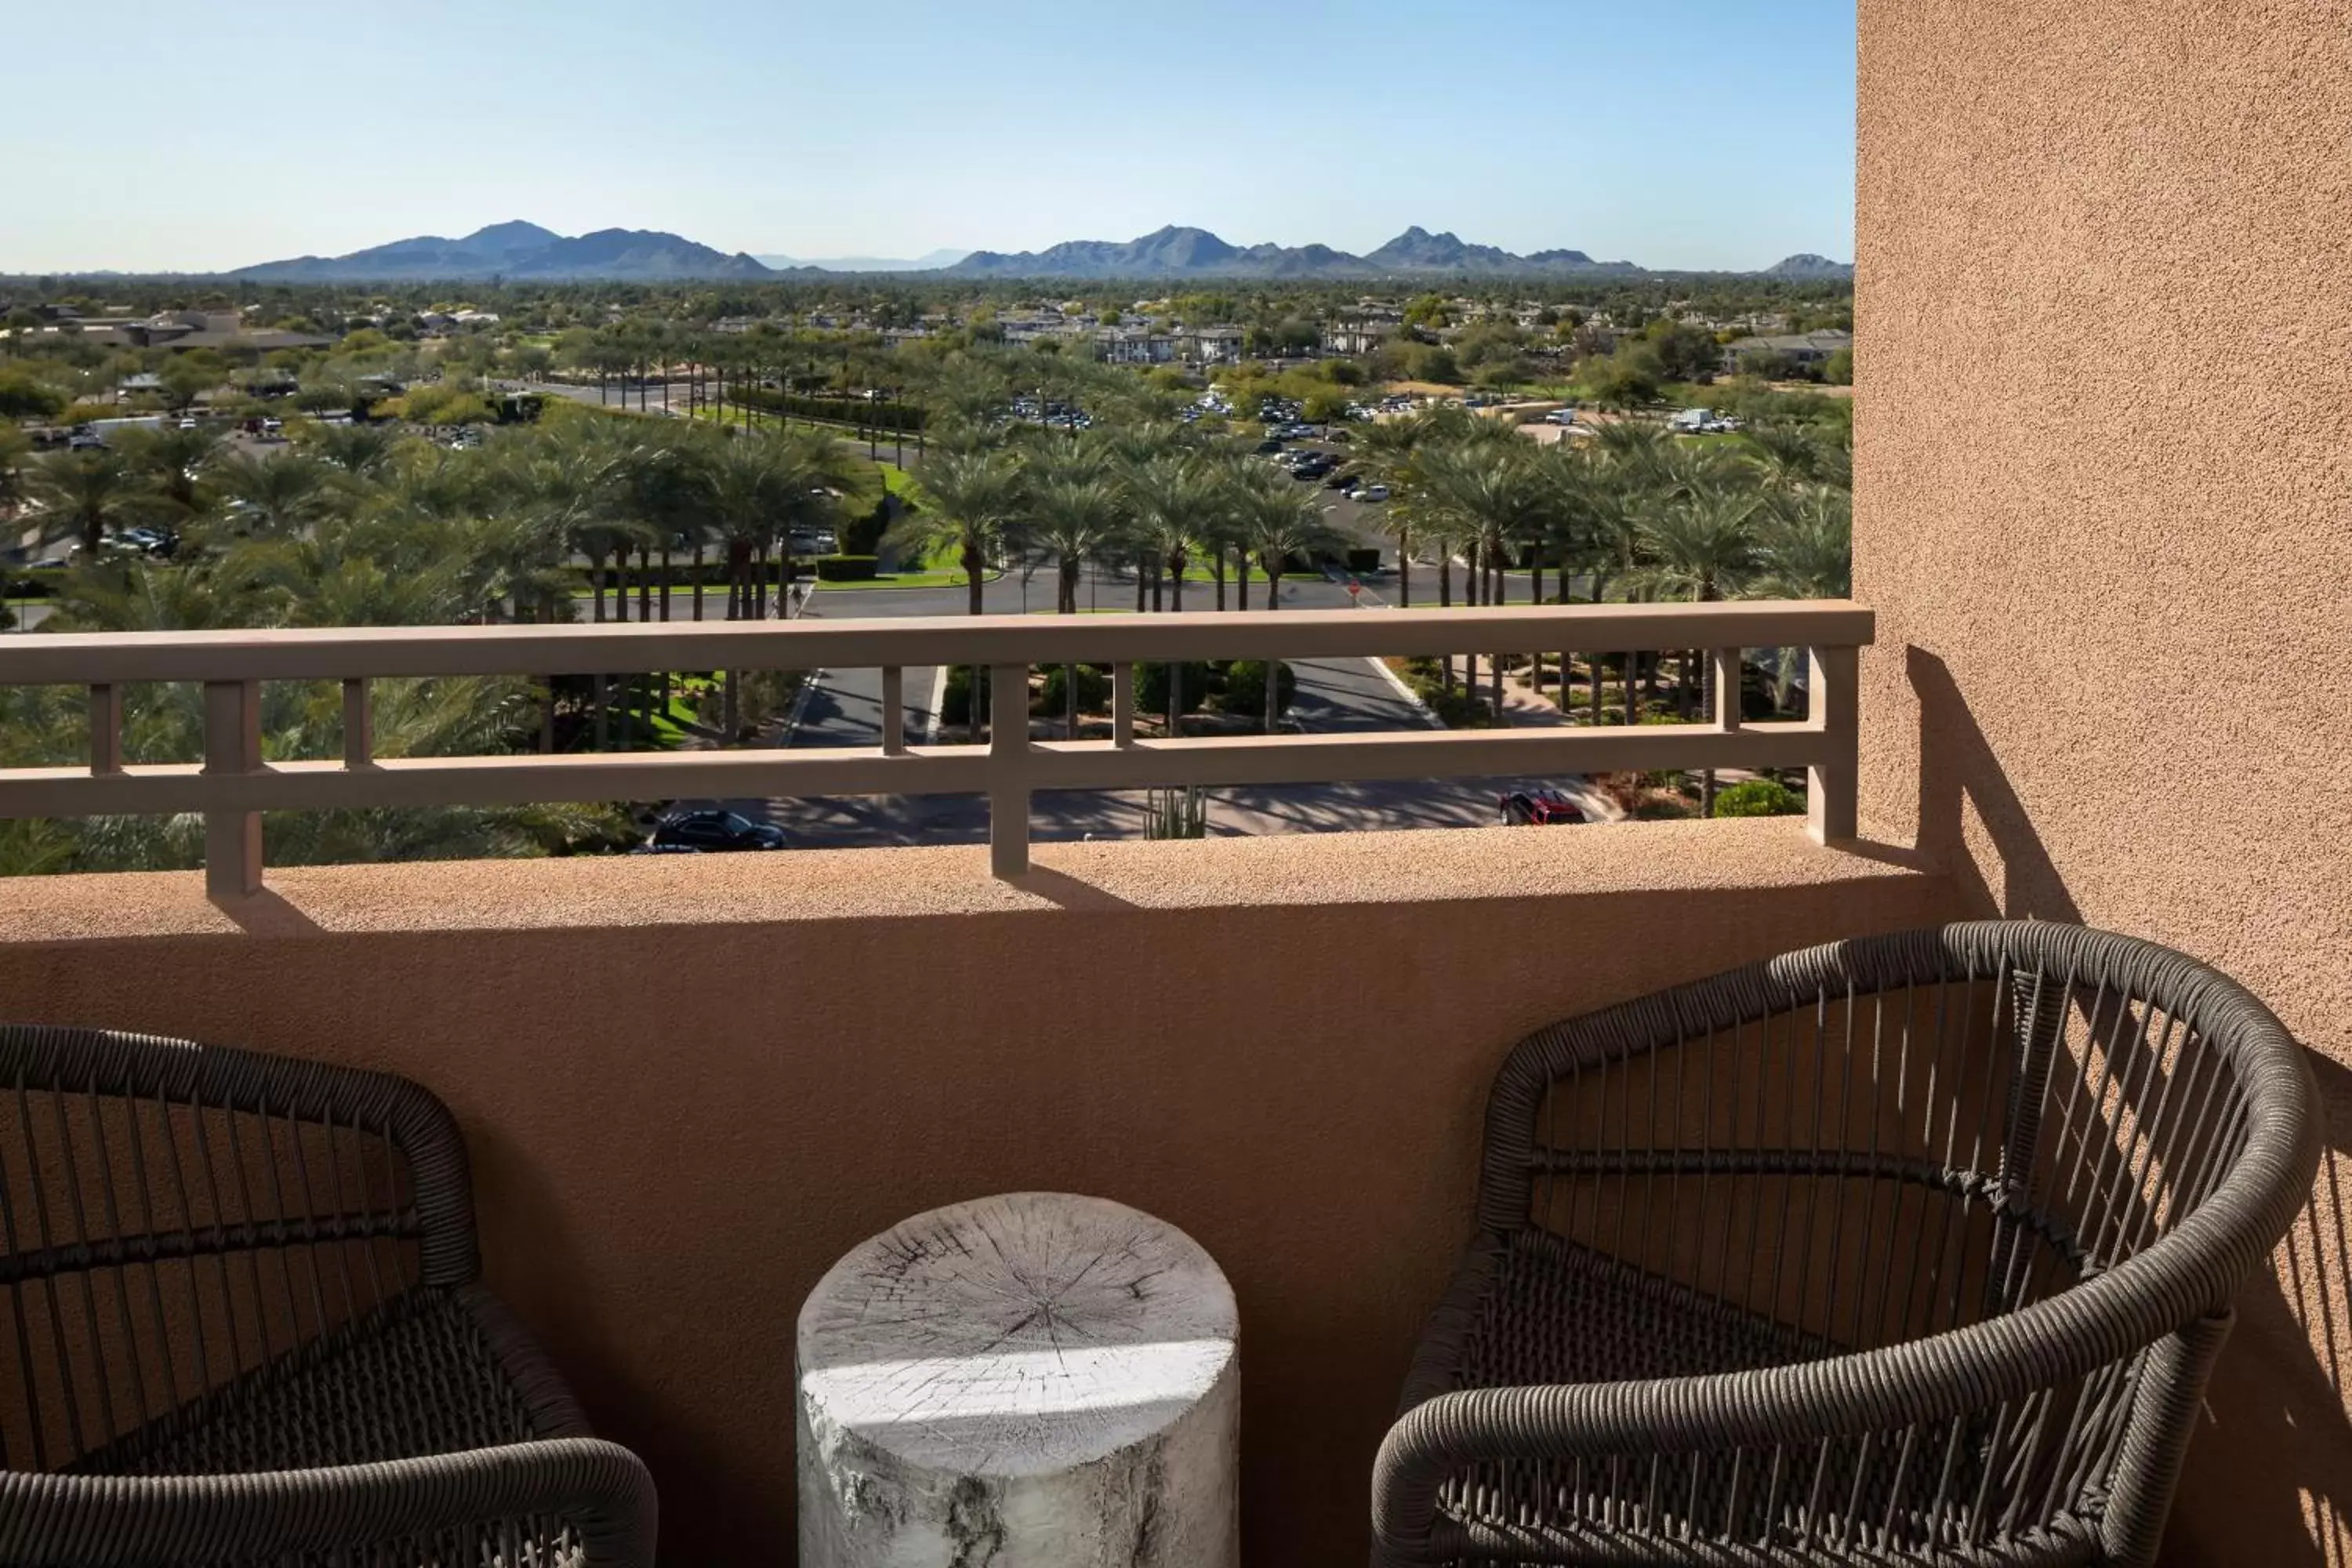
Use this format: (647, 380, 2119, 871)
(811, 568, 978, 593)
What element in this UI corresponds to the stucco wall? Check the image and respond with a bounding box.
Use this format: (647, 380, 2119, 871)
(1857, 3, 2352, 1559)
(0, 825, 1947, 1565)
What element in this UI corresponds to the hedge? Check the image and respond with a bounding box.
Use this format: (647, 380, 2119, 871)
(1711, 779, 1805, 818)
(814, 554, 880, 582)
(720, 384, 927, 434)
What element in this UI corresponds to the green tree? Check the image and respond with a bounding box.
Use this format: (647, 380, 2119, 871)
(0, 368, 67, 420)
(29, 448, 139, 554)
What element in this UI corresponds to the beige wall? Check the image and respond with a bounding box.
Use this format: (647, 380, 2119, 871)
(0, 826, 1946, 1565)
(1857, 2, 2352, 1559)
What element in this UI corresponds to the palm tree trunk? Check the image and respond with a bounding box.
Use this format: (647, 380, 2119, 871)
(691, 539, 706, 621)
(964, 539, 986, 616)
(1169, 550, 1187, 612)
(1397, 527, 1412, 608)
(1236, 548, 1250, 612)
(637, 546, 652, 623)
(1210, 551, 1226, 611)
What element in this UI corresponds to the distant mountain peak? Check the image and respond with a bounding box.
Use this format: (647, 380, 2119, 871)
(463, 220, 561, 251)
(1764, 252, 1855, 279)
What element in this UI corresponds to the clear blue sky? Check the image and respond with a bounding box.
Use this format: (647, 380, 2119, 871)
(2, 0, 1855, 274)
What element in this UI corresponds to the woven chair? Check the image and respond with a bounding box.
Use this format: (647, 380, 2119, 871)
(1374, 923, 2318, 1567)
(0, 1025, 655, 1566)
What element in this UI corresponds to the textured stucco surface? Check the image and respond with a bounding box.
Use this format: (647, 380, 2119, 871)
(0, 825, 1947, 1564)
(1858, 3, 2352, 1559)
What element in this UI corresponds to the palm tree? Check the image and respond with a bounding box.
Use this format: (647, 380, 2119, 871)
(114, 422, 223, 539)
(1025, 464, 1127, 736)
(306, 421, 405, 481)
(1630, 485, 1766, 815)
(885, 438, 1022, 615)
(209, 450, 344, 539)
(1417, 441, 1552, 714)
(1232, 475, 1341, 730)
(1352, 416, 1428, 605)
(29, 447, 139, 555)
(1749, 488, 1853, 711)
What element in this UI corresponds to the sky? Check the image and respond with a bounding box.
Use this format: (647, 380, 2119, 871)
(1, 1, 1855, 275)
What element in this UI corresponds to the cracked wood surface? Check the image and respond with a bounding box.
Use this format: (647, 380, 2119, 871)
(799, 1192, 1237, 1476)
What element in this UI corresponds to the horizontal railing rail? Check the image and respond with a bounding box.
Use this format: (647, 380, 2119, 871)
(0, 601, 1871, 894)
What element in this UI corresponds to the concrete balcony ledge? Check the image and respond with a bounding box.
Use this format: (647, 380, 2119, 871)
(0, 818, 1938, 944)
(0, 823, 1952, 1563)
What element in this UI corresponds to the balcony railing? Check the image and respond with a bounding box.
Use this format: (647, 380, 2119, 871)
(0, 601, 1871, 893)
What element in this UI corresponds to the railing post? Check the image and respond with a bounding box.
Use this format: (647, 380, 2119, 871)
(988, 663, 1029, 877)
(1806, 644, 1859, 844)
(880, 666, 906, 756)
(1112, 662, 1135, 749)
(88, 684, 122, 775)
(1711, 648, 1743, 733)
(342, 677, 373, 767)
(202, 679, 263, 898)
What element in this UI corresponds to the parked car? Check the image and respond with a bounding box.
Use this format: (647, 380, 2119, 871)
(1500, 789, 1587, 826)
(1254, 437, 1286, 456)
(1324, 470, 1360, 490)
(1348, 484, 1391, 503)
(645, 810, 788, 852)
(1545, 408, 1579, 426)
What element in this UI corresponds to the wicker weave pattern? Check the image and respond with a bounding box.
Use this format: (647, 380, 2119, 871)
(0, 1025, 655, 1566)
(1374, 924, 2318, 1568)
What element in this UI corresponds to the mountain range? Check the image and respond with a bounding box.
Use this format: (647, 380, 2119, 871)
(942, 226, 1654, 280)
(230, 222, 774, 282)
(223, 221, 1851, 282)
(754, 249, 971, 273)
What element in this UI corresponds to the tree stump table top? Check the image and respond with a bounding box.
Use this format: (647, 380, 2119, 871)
(798, 1192, 1239, 1478)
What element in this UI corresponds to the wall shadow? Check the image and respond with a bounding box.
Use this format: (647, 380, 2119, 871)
(1907, 644, 2349, 1566)
(1907, 647, 2081, 924)
(207, 886, 325, 937)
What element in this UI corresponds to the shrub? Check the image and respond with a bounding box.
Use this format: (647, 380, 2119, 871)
(1712, 779, 1806, 818)
(942, 665, 989, 727)
(1037, 662, 1109, 717)
(813, 554, 879, 582)
(1216, 659, 1298, 719)
(840, 495, 890, 556)
(1135, 661, 1212, 716)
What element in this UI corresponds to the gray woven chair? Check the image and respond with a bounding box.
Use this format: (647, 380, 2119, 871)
(0, 1025, 655, 1566)
(1374, 923, 2318, 1567)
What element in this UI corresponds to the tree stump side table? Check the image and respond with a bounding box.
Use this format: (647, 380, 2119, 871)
(797, 1192, 1240, 1568)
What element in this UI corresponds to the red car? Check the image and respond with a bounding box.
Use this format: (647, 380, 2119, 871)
(1500, 789, 1586, 826)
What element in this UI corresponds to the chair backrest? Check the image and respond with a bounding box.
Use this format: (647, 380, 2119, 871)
(1479, 924, 2313, 1350)
(1461, 924, 2318, 1555)
(0, 1025, 477, 1475)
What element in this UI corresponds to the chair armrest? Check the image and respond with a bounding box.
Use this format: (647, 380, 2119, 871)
(0, 1438, 655, 1568)
(1372, 1381, 1772, 1560)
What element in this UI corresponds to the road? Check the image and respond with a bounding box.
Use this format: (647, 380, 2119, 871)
(668, 568, 1602, 848)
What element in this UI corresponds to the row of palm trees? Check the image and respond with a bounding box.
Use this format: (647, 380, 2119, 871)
(3, 409, 875, 873)
(1345, 406, 1852, 811)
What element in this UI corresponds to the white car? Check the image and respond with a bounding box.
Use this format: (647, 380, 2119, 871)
(1349, 485, 1390, 503)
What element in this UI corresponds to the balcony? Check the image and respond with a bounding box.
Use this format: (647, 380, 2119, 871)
(0, 602, 1961, 1563)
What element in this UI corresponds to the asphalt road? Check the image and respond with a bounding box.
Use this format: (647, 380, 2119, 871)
(665, 568, 1597, 848)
